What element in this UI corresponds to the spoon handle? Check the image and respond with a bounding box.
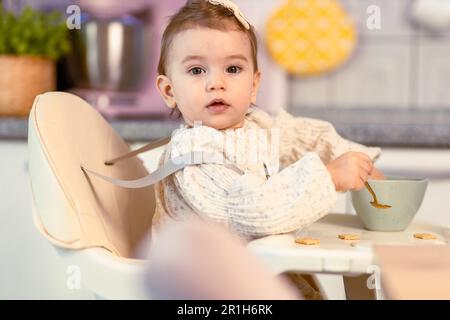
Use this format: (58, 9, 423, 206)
(364, 181, 378, 203)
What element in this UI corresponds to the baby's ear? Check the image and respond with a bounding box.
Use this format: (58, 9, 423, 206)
(251, 71, 261, 104)
(156, 75, 177, 109)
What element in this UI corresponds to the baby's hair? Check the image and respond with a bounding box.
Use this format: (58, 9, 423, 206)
(157, 0, 259, 119)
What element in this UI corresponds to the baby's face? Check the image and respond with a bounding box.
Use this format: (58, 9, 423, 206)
(156, 27, 261, 130)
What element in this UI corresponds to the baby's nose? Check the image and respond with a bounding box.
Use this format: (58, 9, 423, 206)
(206, 74, 226, 91)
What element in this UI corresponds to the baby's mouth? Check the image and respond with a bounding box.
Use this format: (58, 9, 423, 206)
(206, 99, 230, 112)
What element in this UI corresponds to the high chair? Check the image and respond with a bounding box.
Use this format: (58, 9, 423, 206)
(28, 91, 245, 299)
(27, 92, 172, 299)
(28, 91, 350, 299)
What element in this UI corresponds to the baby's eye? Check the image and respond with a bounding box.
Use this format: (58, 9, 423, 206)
(227, 66, 242, 74)
(189, 67, 204, 75)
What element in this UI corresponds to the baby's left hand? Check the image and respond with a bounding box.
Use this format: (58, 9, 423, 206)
(369, 167, 385, 180)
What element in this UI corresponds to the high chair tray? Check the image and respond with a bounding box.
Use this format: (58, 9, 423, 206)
(247, 214, 449, 275)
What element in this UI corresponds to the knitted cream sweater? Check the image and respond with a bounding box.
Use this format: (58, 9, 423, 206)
(153, 107, 381, 239)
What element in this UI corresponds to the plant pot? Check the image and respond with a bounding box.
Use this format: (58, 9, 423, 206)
(0, 55, 56, 117)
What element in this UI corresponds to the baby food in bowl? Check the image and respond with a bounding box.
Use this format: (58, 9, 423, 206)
(351, 177, 428, 231)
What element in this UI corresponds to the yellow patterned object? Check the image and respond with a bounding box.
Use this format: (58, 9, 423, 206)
(266, 0, 357, 75)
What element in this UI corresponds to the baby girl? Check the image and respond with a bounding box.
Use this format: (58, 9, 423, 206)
(153, 0, 384, 238)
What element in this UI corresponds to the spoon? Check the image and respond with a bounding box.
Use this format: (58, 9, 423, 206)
(364, 181, 391, 209)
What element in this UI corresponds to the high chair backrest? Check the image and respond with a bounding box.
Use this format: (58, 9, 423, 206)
(28, 92, 158, 258)
(28, 92, 243, 258)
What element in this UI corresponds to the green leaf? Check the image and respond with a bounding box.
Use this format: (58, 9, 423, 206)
(0, 5, 71, 60)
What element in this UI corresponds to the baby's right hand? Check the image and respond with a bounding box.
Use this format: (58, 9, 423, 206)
(326, 152, 373, 192)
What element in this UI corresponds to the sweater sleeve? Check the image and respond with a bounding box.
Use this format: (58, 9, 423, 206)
(272, 109, 382, 168)
(172, 152, 338, 238)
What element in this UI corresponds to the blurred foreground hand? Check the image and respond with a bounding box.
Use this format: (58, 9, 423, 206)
(142, 218, 301, 300)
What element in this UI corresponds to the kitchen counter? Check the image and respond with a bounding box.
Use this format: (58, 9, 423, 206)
(0, 116, 182, 142)
(2, 107, 450, 148)
(293, 107, 450, 148)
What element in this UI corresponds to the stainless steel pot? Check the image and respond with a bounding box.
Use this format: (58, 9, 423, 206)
(66, 13, 150, 91)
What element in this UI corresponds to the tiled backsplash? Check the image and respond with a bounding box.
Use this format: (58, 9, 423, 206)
(290, 0, 450, 111)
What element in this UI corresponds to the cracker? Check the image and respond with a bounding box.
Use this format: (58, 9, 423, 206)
(295, 237, 320, 245)
(338, 233, 361, 241)
(413, 233, 437, 240)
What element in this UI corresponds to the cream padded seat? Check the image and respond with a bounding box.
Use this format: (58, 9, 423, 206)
(28, 92, 162, 298)
(28, 92, 156, 258)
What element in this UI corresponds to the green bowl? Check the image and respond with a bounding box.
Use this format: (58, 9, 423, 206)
(351, 177, 428, 232)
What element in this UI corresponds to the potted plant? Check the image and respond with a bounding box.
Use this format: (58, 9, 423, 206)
(0, 3, 71, 116)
